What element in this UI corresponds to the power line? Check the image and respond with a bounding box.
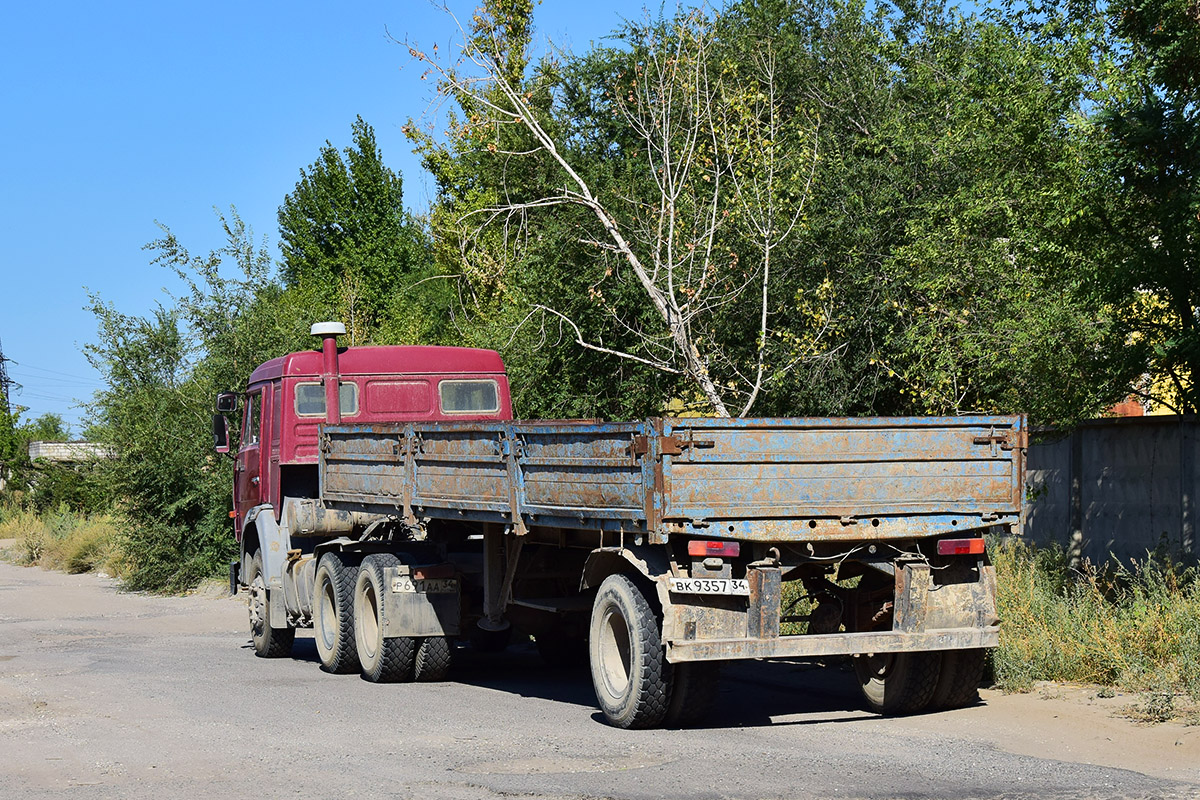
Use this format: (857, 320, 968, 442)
(20, 392, 83, 403)
(9, 371, 103, 388)
(12, 362, 104, 384)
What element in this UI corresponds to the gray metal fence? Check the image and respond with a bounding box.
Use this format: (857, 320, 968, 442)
(1023, 415, 1197, 564)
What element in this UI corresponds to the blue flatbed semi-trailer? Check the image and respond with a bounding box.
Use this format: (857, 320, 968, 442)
(315, 415, 1021, 725)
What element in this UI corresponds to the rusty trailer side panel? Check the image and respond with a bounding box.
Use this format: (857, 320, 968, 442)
(660, 416, 1025, 541)
(318, 415, 1025, 542)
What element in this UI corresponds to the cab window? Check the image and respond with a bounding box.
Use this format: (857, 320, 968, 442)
(439, 380, 499, 414)
(294, 382, 359, 417)
(243, 391, 262, 446)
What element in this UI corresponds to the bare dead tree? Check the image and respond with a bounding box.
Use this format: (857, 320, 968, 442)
(405, 6, 820, 417)
(717, 45, 820, 416)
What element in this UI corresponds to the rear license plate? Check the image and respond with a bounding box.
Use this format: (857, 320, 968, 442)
(391, 577, 458, 594)
(668, 577, 750, 596)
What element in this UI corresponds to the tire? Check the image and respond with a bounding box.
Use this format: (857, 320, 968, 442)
(929, 648, 986, 710)
(588, 574, 669, 729)
(354, 553, 416, 683)
(855, 651, 942, 715)
(664, 662, 721, 727)
(413, 637, 452, 682)
(314, 551, 359, 674)
(246, 551, 294, 658)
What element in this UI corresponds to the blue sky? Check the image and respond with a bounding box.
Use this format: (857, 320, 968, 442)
(0, 1, 652, 433)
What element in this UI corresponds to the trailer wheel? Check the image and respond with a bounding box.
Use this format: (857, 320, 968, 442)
(414, 637, 452, 682)
(855, 651, 941, 715)
(664, 662, 721, 727)
(588, 574, 669, 729)
(314, 552, 359, 674)
(354, 554, 416, 683)
(247, 552, 294, 658)
(929, 649, 986, 710)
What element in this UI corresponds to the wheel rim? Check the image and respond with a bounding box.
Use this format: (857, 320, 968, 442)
(249, 574, 266, 637)
(318, 574, 338, 650)
(360, 577, 379, 660)
(597, 605, 632, 699)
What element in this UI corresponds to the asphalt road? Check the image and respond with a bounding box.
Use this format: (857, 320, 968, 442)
(0, 558, 1196, 800)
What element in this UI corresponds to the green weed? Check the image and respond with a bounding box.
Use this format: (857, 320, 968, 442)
(991, 536, 1200, 715)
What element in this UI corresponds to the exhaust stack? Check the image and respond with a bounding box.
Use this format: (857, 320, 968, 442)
(310, 322, 346, 425)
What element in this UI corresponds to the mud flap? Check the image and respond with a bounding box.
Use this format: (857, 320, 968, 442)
(896, 561, 999, 632)
(269, 588, 287, 628)
(380, 565, 461, 638)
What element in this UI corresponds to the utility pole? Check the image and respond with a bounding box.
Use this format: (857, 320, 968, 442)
(0, 336, 15, 421)
(0, 337, 17, 490)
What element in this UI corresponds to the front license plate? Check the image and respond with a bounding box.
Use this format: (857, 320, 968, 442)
(391, 577, 458, 594)
(668, 577, 750, 596)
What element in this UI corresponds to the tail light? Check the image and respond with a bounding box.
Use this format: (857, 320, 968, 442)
(937, 537, 986, 556)
(413, 564, 455, 580)
(687, 540, 740, 558)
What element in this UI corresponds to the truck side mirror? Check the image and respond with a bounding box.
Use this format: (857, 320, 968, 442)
(213, 414, 232, 455)
(215, 392, 239, 413)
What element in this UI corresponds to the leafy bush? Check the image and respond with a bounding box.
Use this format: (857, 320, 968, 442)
(26, 459, 111, 514)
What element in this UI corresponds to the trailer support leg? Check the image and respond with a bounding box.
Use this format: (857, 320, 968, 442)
(481, 523, 511, 631)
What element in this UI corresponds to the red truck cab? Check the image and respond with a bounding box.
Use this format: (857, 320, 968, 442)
(219, 324, 512, 535)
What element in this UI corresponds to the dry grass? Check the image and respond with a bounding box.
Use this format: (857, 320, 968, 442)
(991, 536, 1200, 718)
(0, 506, 122, 575)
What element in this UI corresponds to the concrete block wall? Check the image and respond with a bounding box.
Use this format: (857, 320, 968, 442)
(1023, 416, 1197, 564)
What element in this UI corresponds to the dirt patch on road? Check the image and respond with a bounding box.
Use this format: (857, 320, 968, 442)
(902, 682, 1199, 783)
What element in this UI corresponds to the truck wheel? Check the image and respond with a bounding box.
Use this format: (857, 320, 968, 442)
(247, 552, 294, 658)
(664, 662, 721, 727)
(314, 552, 359, 674)
(414, 637, 451, 682)
(354, 553, 417, 683)
(929, 649, 986, 710)
(855, 651, 941, 715)
(588, 574, 669, 729)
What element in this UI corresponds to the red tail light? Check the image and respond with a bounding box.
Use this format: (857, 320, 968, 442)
(688, 540, 740, 558)
(937, 537, 986, 556)
(413, 564, 455, 580)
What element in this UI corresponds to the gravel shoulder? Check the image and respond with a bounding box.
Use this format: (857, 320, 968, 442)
(0, 545, 1196, 800)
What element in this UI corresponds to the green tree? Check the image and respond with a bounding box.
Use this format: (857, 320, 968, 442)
(21, 412, 71, 442)
(86, 209, 299, 591)
(278, 117, 432, 345)
(0, 386, 19, 494)
(1088, 0, 1200, 413)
